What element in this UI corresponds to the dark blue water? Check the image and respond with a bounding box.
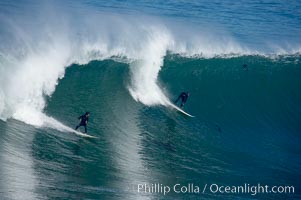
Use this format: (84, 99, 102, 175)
(0, 1, 300, 199)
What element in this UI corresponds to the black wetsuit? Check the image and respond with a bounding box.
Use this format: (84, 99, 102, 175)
(175, 92, 189, 108)
(75, 114, 89, 133)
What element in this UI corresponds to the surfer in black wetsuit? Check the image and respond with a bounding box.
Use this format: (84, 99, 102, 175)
(75, 112, 90, 133)
(175, 92, 190, 108)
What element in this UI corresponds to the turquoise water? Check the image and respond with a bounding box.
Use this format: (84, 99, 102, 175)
(0, 1, 301, 199)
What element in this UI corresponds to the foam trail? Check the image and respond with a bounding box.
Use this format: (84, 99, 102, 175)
(128, 25, 173, 105)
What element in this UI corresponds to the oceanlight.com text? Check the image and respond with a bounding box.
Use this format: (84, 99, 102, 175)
(207, 183, 294, 196)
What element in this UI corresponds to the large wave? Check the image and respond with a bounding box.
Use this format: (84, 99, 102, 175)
(0, 2, 299, 128)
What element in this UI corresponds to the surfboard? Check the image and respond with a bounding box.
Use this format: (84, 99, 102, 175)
(35, 115, 98, 139)
(56, 123, 98, 138)
(168, 102, 194, 117)
(71, 129, 98, 139)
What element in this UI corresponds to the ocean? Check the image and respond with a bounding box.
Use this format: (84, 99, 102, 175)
(0, 0, 300, 199)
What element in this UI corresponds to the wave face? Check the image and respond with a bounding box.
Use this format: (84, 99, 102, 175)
(0, 1, 301, 199)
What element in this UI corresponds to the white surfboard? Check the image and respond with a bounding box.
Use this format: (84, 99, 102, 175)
(168, 102, 194, 117)
(70, 129, 98, 139)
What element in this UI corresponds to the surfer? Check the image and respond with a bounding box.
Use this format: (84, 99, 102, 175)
(175, 92, 190, 108)
(75, 112, 90, 133)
